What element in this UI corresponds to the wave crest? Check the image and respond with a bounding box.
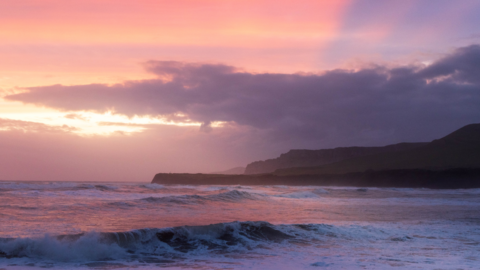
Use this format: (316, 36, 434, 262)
(139, 190, 263, 205)
(0, 221, 292, 261)
(0, 221, 398, 264)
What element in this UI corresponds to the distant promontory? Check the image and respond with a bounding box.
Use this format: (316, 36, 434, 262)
(152, 124, 480, 188)
(243, 143, 427, 175)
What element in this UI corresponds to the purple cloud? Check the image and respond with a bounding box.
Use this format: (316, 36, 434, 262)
(6, 45, 480, 147)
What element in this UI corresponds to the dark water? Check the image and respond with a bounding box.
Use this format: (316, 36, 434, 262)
(1, 181, 480, 269)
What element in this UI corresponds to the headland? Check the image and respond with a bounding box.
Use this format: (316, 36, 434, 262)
(152, 124, 480, 188)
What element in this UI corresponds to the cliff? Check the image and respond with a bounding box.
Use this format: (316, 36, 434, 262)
(152, 123, 480, 188)
(244, 143, 427, 174)
(151, 169, 480, 189)
(276, 123, 480, 176)
(210, 167, 245, 175)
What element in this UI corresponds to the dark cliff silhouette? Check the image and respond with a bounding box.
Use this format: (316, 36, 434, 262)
(151, 169, 480, 189)
(152, 124, 480, 188)
(244, 143, 427, 174)
(210, 167, 245, 175)
(276, 123, 480, 176)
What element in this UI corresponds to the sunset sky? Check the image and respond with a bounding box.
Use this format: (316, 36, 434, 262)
(1, 0, 480, 181)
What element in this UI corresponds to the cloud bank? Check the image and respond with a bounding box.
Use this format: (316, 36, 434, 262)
(7, 45, 480, 148)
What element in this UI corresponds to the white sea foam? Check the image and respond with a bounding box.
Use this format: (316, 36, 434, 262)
(313, 188, 329, 194)
(275, 189, 328, 199)
(277, 191, 320, 198)
(141, 183, 164, 190)
(0, 233, 126, 262)
(0, 222, 291, 263)
(137, 190, 264, 205)
(207, 190, 264, 201)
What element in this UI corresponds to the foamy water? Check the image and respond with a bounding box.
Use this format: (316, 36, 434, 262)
(1, 181, 480, 269)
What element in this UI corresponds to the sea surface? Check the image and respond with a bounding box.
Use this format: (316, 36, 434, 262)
(0, 181, 480, 269)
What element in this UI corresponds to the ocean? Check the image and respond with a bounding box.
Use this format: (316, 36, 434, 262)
(0, 181, 479, 269)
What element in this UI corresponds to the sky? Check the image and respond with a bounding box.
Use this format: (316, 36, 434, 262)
(1, 0, 480, 181)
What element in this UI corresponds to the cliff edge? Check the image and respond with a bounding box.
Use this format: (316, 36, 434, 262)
(276, 123, 480, 176)
(244, 143, 427, 174)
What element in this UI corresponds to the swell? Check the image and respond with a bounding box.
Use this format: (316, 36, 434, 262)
(0, 182, 119, 192)
(136, 190, 264, 205)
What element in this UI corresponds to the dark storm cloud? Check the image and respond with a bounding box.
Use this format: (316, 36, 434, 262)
(6, 45, 480, 146)
(419, 45, 480, 83)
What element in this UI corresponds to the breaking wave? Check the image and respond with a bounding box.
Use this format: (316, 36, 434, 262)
(277, 188, 329, 199)
(72, 184, 119, 191)
(139, 190, 264, 205)
(0, 221, 294, 262)
(207, 190, 263, 201)
(0, 220, 421, 267)
(140, 183, 164, 190)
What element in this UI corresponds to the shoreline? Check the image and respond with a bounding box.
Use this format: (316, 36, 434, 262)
(152, 168, 480, 189)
